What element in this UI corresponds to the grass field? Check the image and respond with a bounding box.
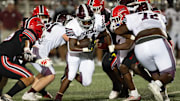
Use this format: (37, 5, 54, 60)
(3, 64, 180, 101)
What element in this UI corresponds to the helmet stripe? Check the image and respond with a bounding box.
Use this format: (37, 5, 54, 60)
(25, 17, 34, 29)
(39, 5, 43, 14)
(82, 4, 89, 19)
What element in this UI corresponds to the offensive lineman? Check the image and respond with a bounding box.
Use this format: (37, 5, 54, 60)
(112, 1, 176, 101)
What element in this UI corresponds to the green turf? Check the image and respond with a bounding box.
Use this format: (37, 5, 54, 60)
(3, 64, 180, 101)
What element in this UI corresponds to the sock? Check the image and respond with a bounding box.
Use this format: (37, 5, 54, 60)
(39, 88, 47, 96)
(0, 89, 2, 96)
(28, 88, 37, 93)
(155, 80, 163, 88)
(7, 80, 26, 97)
(55, 93, 63, 100)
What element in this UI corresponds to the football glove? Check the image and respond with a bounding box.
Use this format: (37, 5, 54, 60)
(35, 58, 53, 67)
(108, 44, 115, 53)
(23, 48, 36, 62)
(88, 34, 96, 51)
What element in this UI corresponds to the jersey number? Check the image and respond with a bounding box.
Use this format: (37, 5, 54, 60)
(140, 13, 159, 20)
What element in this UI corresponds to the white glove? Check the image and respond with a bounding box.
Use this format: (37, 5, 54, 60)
(35, 58, 53, 67)
(82, 47, 92, 52)
(23, 48, 36, 61)
(108, 45, 115, 53)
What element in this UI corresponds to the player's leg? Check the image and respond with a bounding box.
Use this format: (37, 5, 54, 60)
(0, 76, 8, 96)
(135, 39, 175, 101)
(79, 58, 95, 86)
(0, 55, 34, 101)
(55, 53, 80, 101)
(102, 52, 127, 99)
(23, 66, 55, 100)
(119, 51, 141, 101)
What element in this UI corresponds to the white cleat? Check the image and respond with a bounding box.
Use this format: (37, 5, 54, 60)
(123, 95, 141, 101)
(161, 89, 170, 101)
(148, 81, 163, 101)
(109, 90, 119, 99)
(1, 94, 13, 101)
(22, 92, 38, 101)
(34, 93, 42, 99)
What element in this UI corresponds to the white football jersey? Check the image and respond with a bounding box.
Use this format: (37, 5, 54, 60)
(66, 14, 106, 53)
(125, 11, 167, 37)
(34, 22, 66, 58)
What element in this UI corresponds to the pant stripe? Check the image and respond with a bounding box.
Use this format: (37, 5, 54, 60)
(1, 56, 32, 78)
(163, 39, 176, 70)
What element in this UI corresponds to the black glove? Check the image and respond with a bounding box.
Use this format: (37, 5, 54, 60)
(88, 34, 96, 51)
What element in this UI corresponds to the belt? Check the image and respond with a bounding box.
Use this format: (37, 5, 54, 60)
(135, 35, 165, 44)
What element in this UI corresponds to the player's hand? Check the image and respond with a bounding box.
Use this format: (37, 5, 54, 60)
(23, 50, 36, 62)
(88, 34, 96, 51)
(35, 58, 52, 67)
(108, 44, 115, 53)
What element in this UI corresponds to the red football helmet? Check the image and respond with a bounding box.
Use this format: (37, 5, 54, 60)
(32, 5, 49, 24)
(152, 7, 162, 14)
(117, 0, 150, 5)
(110, 5, 130, 31)
(76, 4, 95, 30)
(24, 17, 44, 39)
(87, 0, 104, 14)
(117, 0, 135, 5)
(127, 0, 152, 13)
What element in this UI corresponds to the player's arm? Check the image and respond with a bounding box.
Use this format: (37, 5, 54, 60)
(114, 35, 134, 50)
(114, 24, 129, 35)
(69, 38, 91, 52)
(108, 33, 135, 52)
(62, 34, 69, 41)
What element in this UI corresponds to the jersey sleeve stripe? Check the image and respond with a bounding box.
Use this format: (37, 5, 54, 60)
(23, 29, 36, 43)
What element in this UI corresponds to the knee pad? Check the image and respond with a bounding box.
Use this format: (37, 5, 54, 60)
(119, 64, 129, 75)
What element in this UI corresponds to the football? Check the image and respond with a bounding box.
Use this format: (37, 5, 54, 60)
(78, 38, 90, 48)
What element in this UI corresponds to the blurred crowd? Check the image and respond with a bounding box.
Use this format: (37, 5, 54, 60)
(0, 0, 180, 65)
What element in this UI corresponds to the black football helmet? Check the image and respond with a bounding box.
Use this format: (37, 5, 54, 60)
(56, 14, 74, 26)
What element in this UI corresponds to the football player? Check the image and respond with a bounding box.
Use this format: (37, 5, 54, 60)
(0, 17, 51, 101)
(22, 5, 71, 101)
(87, 0, 130, 99)
(109, 5, 142, 101)
(55, 4, 112, 101)
(112, 1, 176, 101)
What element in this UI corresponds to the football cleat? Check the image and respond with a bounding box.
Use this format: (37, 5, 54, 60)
(1, 94, 13, 101)
(161, 89, 170, 101)
(34, 93, 42, 99)
(109, 90, 119, 99)
(22, 92, 38, 101)
(43, 92, 53, 99)
(148, 81, 163, 101)
(123, 95, 141, 101)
